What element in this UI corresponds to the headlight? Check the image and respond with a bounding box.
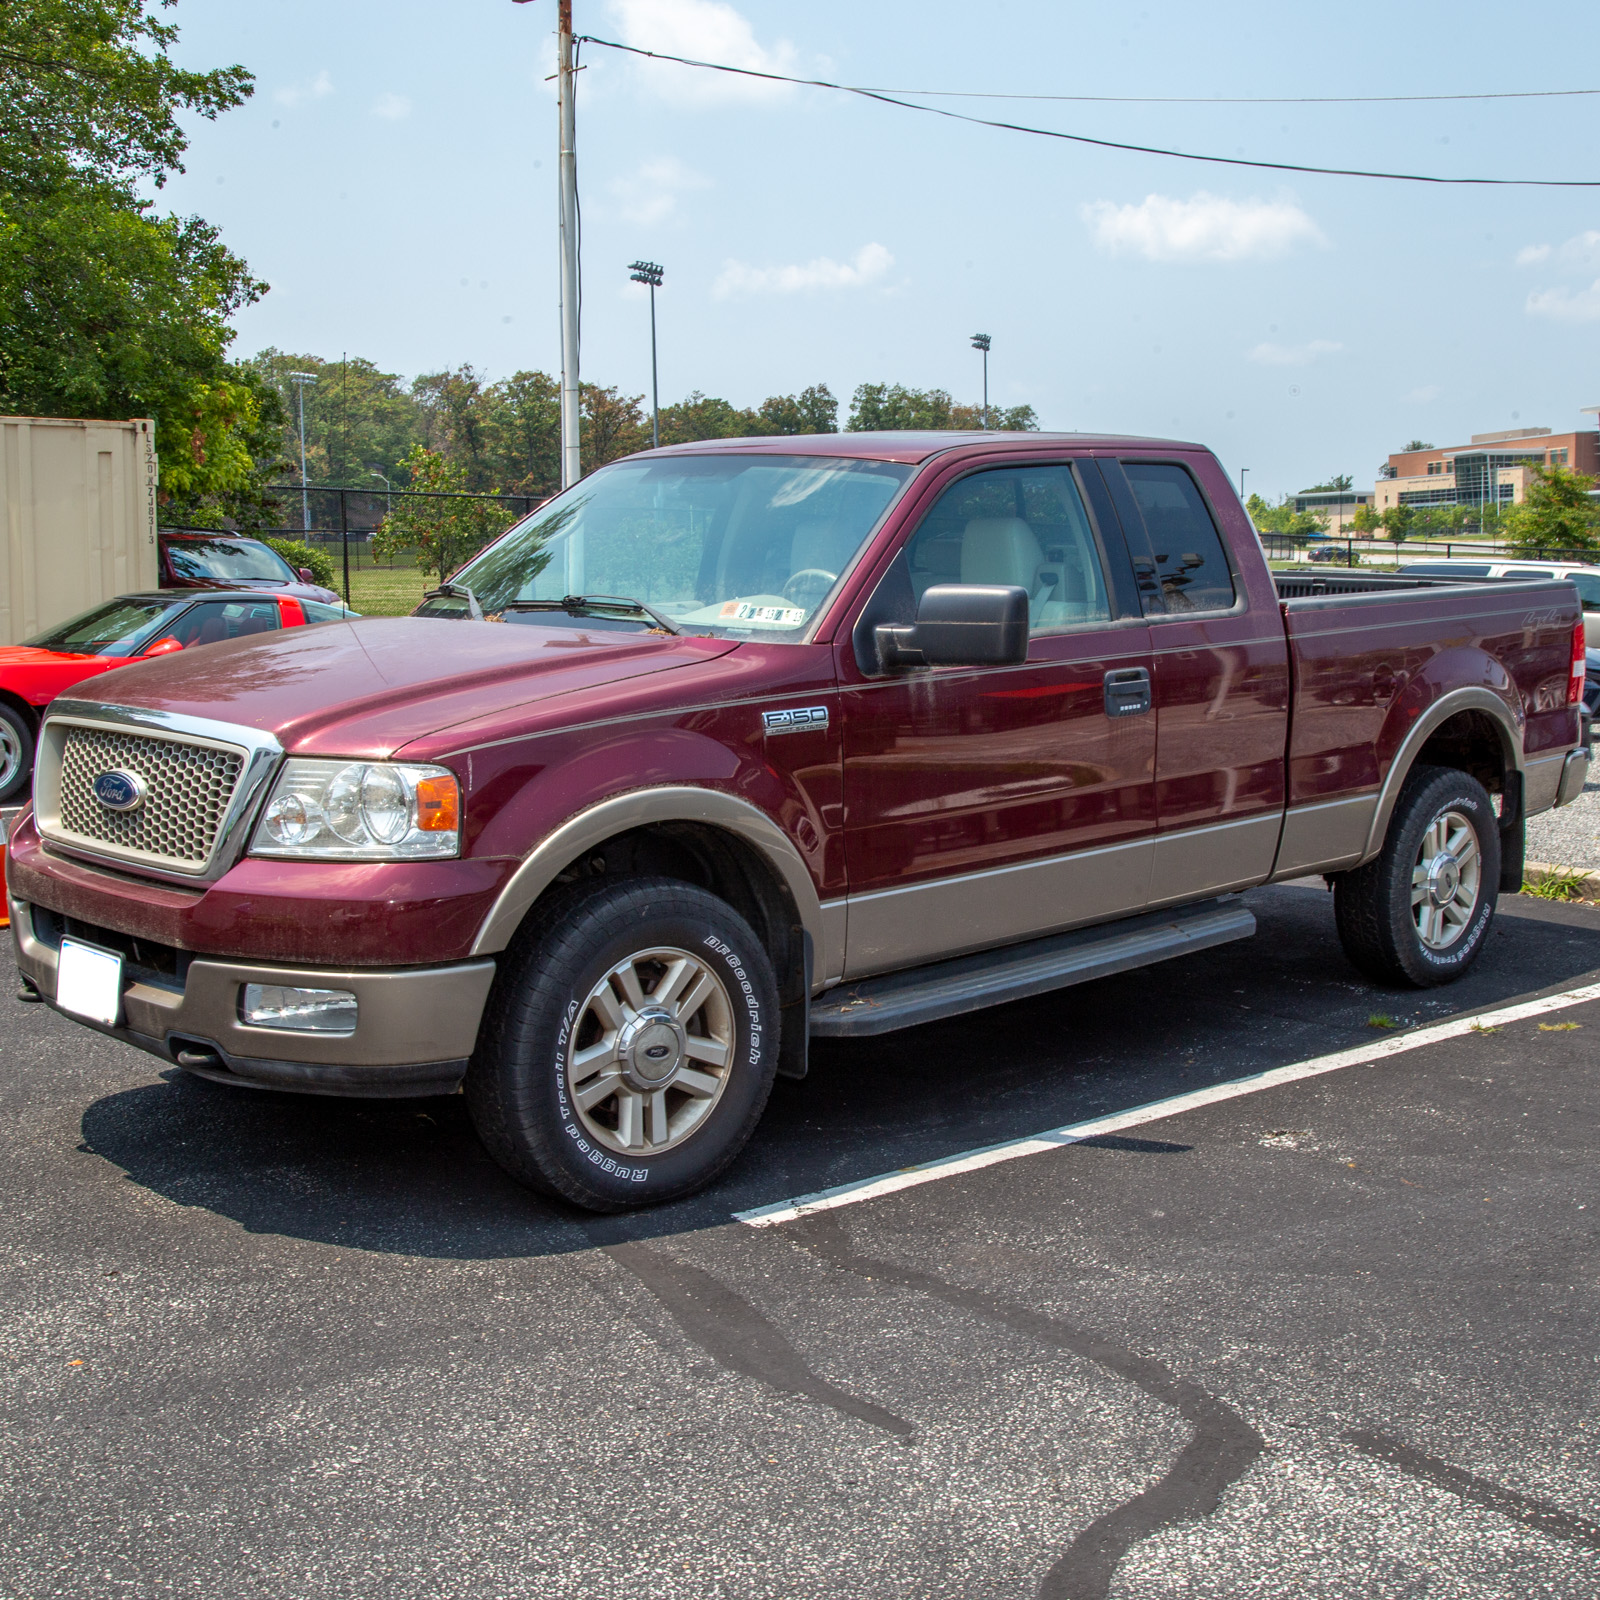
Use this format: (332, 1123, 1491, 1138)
(250, 760, 460, 860)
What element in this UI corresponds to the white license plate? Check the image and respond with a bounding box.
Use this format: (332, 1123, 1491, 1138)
(56, 938, 124, 1026)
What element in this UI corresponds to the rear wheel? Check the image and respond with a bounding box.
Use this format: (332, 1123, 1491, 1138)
(0, 703, 33, 804)
(1334, 765, 1500, 987)
(467, 875, 780, 1211)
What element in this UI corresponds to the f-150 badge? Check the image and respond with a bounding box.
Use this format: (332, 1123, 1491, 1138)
(762, 706, 829, 735)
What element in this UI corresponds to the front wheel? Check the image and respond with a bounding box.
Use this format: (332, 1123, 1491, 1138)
(0, 702, 33, 804)
(1334, 765, 1501, 987)
(466, 876, 780, 1211)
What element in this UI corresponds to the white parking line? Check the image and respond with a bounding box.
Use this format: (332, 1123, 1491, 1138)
(737, 980, 1600, 1228)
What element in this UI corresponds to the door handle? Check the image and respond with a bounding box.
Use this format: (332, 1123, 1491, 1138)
(1104, 666, 1152, 718)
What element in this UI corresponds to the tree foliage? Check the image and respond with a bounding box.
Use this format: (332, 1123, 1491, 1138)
(1505, 463, 1600, 554)
(263, 537, 336, 590)
(0, 1, 268, 522)
(847, 382, 1038, 432)
(1245, 492, 1323, 538)
(371, 446, 516, 580)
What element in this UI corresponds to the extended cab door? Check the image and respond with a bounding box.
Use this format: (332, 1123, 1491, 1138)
(1100, 454, 1290, 902)
(837, 458, 1158, 979)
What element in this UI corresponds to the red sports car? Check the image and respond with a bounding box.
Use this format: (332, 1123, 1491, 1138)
(0, 590, 348, 803)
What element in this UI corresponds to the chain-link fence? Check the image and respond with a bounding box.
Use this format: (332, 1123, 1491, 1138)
(1259, 533, 1600, 569)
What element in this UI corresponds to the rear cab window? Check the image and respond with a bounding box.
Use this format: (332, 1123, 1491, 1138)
(1117, 462, 1237, 615)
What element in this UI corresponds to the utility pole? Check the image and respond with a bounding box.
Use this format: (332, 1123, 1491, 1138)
(289, 371, 317, 531)
(1239, 466, 1249, 500)
(557, 0, 580, 487)
(970, 333, 991, 428)
(629, 261, 663, 448)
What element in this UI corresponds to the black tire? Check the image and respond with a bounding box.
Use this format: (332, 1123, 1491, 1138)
(466, 875, 780, 1212)
(1334, 764, 1501, 988)
(0, 702, 33, 804)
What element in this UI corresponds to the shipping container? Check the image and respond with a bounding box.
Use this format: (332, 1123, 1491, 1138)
(1, 415, 159, 647)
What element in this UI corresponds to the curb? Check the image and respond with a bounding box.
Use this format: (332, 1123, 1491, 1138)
(1524, 859, 1600, 898)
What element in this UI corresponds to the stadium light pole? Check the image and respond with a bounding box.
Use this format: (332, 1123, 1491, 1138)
(970, 333, 991, 428)
(629, 261, 664, 448)
(1239, 467, 1249, 500)
(289, 371, 317, 531)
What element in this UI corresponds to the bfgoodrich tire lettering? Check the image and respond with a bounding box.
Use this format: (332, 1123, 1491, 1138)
(1334, 764, 1501, 988)
(467, 875, 780, 1211)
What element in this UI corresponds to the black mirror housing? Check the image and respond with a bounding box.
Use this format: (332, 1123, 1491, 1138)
(876, 584, 1029, 670)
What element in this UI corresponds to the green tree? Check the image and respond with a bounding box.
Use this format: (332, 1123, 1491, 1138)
(1505, 463, 1600, 554)
(1304, 473, 1353, 492)
(482, 369, 560, 499)
(263, 537, 336, 590)
(0, 1, 267, 519)
(1379, 504, 1416, 546)
(412, 364, 497, 490)
(580, 384, 648, 474)
(1350, 504, 1382, 536)
(659, 390, 761, 444)
(847, 383, 1036, 431)
(371, 446, 514, 581)
(756, 383, 838, 434)
(1246, 492, 1322, 539)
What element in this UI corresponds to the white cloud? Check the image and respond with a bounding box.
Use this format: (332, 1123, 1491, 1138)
(713, 242, 892, 297)
(1517, 230, 1600, 269)
(273, 70, 333, 108)
(371, 92, 412, 121)
(1526, 280, 1600, 322)
(607, 0, 798, 105)
(607, 157, 711, 225)
(1082, 191, 1325, 262)
(1247, 339, 1343, 366)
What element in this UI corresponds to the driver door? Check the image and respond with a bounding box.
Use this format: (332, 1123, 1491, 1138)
(837, 460, 1158, 979)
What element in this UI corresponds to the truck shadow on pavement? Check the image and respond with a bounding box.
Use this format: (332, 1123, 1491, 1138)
(78, 885, 1600, 1261)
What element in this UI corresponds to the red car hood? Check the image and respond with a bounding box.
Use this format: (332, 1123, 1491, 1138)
(55, 616, 737, 759)
(0, 646, 98, 668)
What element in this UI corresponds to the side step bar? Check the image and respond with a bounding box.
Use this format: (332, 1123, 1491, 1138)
(810, 899, 1256, 1039)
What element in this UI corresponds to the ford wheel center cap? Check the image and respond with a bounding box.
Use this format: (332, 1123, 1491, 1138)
(93, 769, 147, 812)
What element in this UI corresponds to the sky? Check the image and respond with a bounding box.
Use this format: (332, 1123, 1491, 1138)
(156, 0, 1600, 500)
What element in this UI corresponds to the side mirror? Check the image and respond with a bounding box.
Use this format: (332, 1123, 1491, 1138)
(143, 636, 185, 657)
(297, 567, 316, 585)
(875, 584, 1029, 671)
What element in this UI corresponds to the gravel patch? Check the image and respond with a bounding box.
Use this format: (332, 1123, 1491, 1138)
(1527, 777, 1600, 872)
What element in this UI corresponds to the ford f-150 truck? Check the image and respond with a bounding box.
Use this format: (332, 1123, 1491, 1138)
(7, 432, 1590, 1210)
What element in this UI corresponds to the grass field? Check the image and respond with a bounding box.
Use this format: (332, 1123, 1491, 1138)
(346, 564, 431, 616)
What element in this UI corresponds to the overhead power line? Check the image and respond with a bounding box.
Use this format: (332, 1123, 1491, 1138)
(577, 35, 1600, 188)
(806, 84, 1600, 107)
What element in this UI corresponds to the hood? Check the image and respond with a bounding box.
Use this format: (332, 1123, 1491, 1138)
(64, 616, 738, 759)
(0, 646, 97, 668)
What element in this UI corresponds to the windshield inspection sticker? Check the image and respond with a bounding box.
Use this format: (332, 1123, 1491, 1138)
(763, 706, 829, 736)
(720, 601, 807, 626)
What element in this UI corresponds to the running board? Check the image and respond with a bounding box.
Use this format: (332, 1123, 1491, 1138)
(810, 900, 1256, 1039)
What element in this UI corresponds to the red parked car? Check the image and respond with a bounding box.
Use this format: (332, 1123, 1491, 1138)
(159, 532, 346, 609)
(0, 590, 346, 803)
(7, 432, 1589, 1212)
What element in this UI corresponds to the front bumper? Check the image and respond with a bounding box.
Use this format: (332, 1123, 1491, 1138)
(11, 882, 496, 1097)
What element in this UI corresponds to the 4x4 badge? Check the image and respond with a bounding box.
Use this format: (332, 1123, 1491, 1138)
(762, 706, 829, 736)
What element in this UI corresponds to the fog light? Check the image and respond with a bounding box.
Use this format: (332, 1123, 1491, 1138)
(240, 983, 358, 1034)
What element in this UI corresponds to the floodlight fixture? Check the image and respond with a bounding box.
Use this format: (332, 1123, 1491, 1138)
(629, 261, 665, 446)
(970, 334, 992, 428)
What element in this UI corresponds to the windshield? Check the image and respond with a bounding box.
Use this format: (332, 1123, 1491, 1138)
(166, 537, 296, 585)
(23, 598, 189, 656)
(419, 454, 912, 639)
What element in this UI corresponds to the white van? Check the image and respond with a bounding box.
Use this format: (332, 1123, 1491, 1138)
(1399, 557, 1600, 647)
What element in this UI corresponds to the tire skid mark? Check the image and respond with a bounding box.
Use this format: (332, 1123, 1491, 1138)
(1345, 1429, 1600, 1551)
(604, 1241, 915, 1438)
(795, 1212, 1262, 1600)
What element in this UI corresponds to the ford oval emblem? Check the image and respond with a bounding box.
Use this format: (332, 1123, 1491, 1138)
(644, 1043, 672, 1060)
(92, 769, 147, 812)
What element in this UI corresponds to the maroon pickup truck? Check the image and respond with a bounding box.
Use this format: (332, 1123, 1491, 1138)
(7, 433, 1590, 1210)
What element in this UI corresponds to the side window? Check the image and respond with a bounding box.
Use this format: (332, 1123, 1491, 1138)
(901, 465, 1112, 634)
(1121, 462, 1237, 614)
(165, 601, 281, 650)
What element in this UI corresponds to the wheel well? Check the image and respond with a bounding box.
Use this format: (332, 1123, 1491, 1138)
(539, 822, 808, 1004)
(0, 691, 39, 738)
(1412, 709, 1509, 799)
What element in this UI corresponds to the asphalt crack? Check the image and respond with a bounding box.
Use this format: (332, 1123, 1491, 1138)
(1345, 1428, 1600, 1551)
(605, 1240, 915, 1438)
(794, 1211, 1263, 1600)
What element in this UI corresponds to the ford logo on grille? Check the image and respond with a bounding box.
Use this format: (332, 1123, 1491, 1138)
(92, 769, 147, 812)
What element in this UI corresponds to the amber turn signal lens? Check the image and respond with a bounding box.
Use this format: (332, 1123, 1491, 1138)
(414, 773, 459, 832)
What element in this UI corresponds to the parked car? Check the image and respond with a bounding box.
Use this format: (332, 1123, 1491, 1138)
(0, 590, 349, 803)
(1399, 557, 1600, 647)
(8, 433, 1588, 1211)
(159, 532, 346, 609)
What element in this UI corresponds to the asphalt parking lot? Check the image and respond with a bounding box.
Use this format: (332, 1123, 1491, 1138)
(3, 882, 1598, 1600)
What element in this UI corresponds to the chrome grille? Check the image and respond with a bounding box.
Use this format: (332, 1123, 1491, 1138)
(54, 726, 245, 868)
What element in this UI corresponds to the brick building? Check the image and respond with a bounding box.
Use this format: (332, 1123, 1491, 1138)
(1373, 424, 1600, 516)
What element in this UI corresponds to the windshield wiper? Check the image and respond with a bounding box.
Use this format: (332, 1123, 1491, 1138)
(502, 593, 681, 635)
(421, 580, 484, 621)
